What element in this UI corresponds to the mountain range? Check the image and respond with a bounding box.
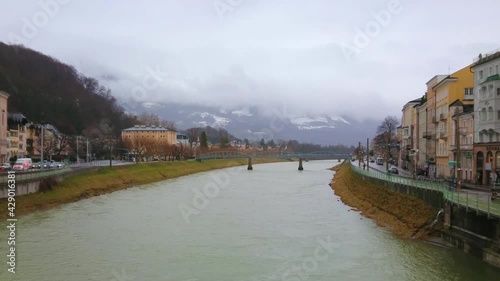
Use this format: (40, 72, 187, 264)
(128, 101, 378, 145)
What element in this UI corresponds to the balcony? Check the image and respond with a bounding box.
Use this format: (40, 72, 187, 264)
(422, 132, 431, 139)
(440, 113, 447, 121)
(439, 131, 448, 139)
(464, 93, 474, 100)
(432, 116, 438, 123)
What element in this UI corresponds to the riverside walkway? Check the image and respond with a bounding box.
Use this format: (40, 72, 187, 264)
(350, 162, 500, 219)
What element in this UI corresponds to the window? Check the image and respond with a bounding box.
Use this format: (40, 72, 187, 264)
(488, 107, 494, 120)
(481, 108, 487, 121)
(497, 65, 499, 74)
(481, 86, 487, 99)
(497, 88, 500, 96)
(490, 66, 493, 75)
(498, 110, 500, 120)
(464, 88, 474, 98)
(479, 70, 484, 80)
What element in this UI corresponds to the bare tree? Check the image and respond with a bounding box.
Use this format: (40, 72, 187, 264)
(376, 116, 400, 170)
(137, 112, 177, 130)
(52, 134, 72, 156)
(123, 138, 147, 163)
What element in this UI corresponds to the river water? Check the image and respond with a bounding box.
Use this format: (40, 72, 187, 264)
(1, 160, 499, 281)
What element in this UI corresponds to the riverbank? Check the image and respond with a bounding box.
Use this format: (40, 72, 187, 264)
(330, 163, 437, 238)
(0, 158, 284, 218)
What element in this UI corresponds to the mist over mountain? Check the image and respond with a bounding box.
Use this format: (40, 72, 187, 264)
(130, 102, 377, 146)
(0, 42, 377, 145)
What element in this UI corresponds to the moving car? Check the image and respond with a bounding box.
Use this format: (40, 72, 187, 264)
(376, 157, 384, 165)
(388, 166, 399, 174)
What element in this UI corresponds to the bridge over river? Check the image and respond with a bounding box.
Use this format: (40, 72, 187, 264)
(195, 151, 351, 170)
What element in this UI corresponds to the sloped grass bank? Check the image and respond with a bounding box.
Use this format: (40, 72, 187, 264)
(1, 158, 283, 218)
(331, 163, 437, 238)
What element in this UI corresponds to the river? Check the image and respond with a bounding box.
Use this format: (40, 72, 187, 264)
(1, 160, 499, 280)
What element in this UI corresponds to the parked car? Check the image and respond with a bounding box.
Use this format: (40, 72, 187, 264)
(12, 158, 33, 171)
(0, 162, 12, 172)
(33, 160, 51, 169)
(52, 162, 64, 168)
(388, 166, 399, 174)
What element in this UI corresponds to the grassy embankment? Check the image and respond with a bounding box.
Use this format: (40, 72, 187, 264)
(330, 163, 437, 238)
(0, 158, 284, 218)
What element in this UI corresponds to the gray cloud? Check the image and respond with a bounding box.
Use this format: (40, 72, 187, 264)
(1, 0, 499, 122)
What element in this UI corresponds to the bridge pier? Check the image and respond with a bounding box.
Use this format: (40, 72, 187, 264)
(247, 158, 253, 170)
(298, 158, 304, 171)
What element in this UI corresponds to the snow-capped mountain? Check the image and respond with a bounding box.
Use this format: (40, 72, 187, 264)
(129, 102, 377, 145)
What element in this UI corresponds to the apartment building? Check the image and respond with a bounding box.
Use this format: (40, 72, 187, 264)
(449, 100, 474, 182)
(472, 50, 500, 185)
(432, 65, 474, 178)
(416, 102, 428, 170)
(398, 98, 421, 173)
(425, 75, 448, 177)
(0, 91, 9, 163)
(7, 113, 29, 159)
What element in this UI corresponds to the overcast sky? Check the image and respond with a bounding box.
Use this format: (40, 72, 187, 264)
(1, 0, 499, 122)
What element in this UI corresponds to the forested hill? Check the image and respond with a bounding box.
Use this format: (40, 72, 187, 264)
(0, 42, 137, 135)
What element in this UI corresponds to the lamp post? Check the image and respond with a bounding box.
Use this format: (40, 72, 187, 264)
(40, 123, 45, 170)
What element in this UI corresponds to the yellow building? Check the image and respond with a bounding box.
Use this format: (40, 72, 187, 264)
(121, 125, 177, 159)
(425, 75, 448, 177)
(0, 91, 9, 163)
(7, 113, 29, 159)
(432, 65, 474, 178)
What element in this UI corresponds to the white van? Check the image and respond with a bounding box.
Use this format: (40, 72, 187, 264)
(12, 158, 33, 171)
(376, 157, 384, 165)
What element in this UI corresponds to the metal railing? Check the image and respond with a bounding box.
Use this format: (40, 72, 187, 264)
(0, 161, 134, 184)
(350, 163, 500, 218)
(0, 167, 73, 184)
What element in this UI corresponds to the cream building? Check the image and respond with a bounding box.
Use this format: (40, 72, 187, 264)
(398, 98, 421, 173)
(472, 50, 500, 185)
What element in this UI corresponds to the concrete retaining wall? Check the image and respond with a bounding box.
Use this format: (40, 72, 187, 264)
(357, 173, 444, 209)
(0, 167, 100, 198)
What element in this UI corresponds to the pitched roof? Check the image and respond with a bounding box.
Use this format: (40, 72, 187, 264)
(122, 125, 177, 132)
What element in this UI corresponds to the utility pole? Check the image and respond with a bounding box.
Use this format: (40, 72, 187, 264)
(76, 136, 79, 164)
(86, 138, 89, 163)
(40, 124, 44, 170)
(366, 138, 370, 171)
(109, 137, 113, 168)
(455, 107, 461, 186)
(358, 141, 361, 168)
